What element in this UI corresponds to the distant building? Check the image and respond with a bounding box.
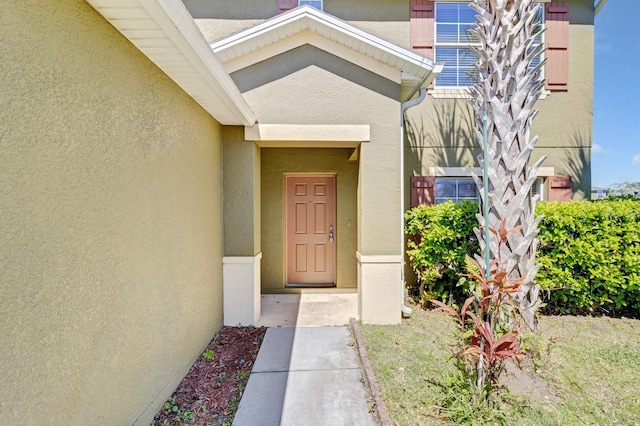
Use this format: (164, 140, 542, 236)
(591, 186, 610, 199)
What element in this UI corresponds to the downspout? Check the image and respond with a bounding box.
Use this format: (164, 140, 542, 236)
(400, 82, 429, 318)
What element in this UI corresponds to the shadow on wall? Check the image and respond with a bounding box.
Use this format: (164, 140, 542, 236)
(405, 99, 592, 201)
(231, 45, 400, 101)
(545, 90, 592, 200)
(405, 99, 478, 177)
(564, 128, 592, 200)
(402, 99, 477, 288)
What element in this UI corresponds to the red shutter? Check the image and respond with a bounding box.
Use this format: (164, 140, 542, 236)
(410, 0, 435, 60)
(411, 176, 435, 207)
(278, 0, 296, 14)
(548, 175, 572, 202)
(545, 2, 569, 91)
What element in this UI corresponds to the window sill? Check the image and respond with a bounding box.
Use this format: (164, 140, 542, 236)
(428, 88, 551, 100)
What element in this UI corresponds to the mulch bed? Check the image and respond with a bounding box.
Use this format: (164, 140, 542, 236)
(151, 326, 266, 426)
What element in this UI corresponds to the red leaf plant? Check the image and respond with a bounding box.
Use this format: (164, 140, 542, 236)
(431, 220, 527, 391)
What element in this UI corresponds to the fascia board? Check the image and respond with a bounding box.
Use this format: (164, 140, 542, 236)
(142, 0, 256, 125)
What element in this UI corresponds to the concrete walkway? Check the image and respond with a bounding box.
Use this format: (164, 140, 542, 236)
(233, 293, 376, 426)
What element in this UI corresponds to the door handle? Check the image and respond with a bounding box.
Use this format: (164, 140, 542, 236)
(329, 225, 334, 242)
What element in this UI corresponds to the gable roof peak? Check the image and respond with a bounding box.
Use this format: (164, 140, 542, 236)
(211, 4, 443, 89)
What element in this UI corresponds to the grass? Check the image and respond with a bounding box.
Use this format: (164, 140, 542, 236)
(360, 301, 640, 425)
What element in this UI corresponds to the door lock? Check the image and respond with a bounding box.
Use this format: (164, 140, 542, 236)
(329, 225, 334, 242)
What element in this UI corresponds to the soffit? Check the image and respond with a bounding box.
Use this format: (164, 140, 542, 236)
(210, 5, 443, 98)
(85, 0, 256, 126)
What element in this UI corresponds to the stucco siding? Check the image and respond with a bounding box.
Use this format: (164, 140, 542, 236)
(326, 0, 410, 47)
(187, 0, 409, 46)
(405, 0, 594, 202)
(261, 149, 358, 290)
(234, 45, 402, 257)
(231, 45, 401, 120)
(187, 0, 593, 197)
(0, 1, 224, 424)
(223, 127, 261, 256)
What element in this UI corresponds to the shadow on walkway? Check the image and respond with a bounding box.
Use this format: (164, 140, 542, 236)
(233, 293, 375, 425)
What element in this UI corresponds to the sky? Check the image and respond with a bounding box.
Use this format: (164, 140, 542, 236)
(592, 0, 640, 188)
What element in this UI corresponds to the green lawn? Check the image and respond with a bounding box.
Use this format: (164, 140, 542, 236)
(360, 302, 640, 425)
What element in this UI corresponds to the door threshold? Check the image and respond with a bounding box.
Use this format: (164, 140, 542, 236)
(286, 283, 336, 288)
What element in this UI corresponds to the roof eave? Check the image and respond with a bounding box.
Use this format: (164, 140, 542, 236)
(595, 0, 608, 16)
(86, 0, 256, 126)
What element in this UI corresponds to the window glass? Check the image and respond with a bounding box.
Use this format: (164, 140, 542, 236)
(457, 180, 477, 198)
(435, 180, 456, 199)
(530, 9, 544, 72)
(434, 2, 543, 88)
(435, 178, 479, 204)
(434, 3, 480, 88)
(299, 0, 322, 9)
(531, 177, 545, 200)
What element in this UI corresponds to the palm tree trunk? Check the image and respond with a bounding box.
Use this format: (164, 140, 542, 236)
(468, 0, 546, 331)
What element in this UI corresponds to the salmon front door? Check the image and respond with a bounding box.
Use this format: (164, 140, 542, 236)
(285, 175, 336, 286)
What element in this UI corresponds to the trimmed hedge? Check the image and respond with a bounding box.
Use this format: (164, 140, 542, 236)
(405, 201, 479, 305)
(405, 199, 640, 317)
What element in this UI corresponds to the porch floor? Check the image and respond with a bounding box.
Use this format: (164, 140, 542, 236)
(234, 291, 375, 425)
(256, 292, 358, 327)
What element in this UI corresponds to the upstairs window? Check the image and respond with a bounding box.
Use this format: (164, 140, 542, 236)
(299, 0, 322, 9)
(434, 2, 479, 87)
(434, 2, 543, 88)
(278, 0, 322, 13)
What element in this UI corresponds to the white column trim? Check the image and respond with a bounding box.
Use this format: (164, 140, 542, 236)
(356, 253, 402, 264)
(223, 253, 262, 326)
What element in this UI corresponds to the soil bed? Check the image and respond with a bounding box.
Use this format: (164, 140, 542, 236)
(152, 326, 266, 426)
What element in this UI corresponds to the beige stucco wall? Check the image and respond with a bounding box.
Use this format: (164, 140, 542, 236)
(325, 0, 410, 47)
(233, 44, 402, 261)
(187, 0, 593, 201)
(261, 149, 359, 290)
(223, 127, 261, 256)
(405, 0, 594, 202)
(187, 0, 409, 46)
(0, 1, 225, 424)
(187, 0, 276, 43)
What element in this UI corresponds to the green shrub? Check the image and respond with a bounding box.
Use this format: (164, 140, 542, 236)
(405, 201, 479, 305)
(536, 200, 640, 316)
(404, 199, 640, 317)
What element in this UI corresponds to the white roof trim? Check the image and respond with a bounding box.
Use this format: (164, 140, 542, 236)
(224, 31, 402, 83)
(245, 124, 370, 142)
(595, 0, 608, 16)
(211, 5, 443, 84)
(86, 0, 256, 126)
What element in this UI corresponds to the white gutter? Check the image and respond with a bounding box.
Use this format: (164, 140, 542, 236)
(594, 0, 608, 16)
